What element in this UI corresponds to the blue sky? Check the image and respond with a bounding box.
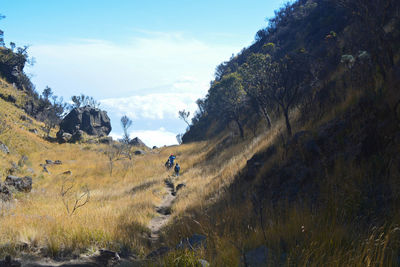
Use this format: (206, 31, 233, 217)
(1, 0, 287, 147)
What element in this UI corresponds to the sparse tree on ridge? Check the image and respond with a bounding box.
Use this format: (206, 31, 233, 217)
(178, 109, 190, 127)
(208, 72, 247, 139)
(71, 94, 100, 109)
(120, 115, 132, 144)
(239, 53, 274, 129)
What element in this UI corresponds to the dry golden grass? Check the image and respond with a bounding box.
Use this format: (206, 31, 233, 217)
(0, 78, 399, 266)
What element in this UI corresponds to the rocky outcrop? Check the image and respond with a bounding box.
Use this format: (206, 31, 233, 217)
(129, 137, 147, 147)
(57, 106, 111, 143)
(5, 175, 32, 192)
(0, 143, 9, 154)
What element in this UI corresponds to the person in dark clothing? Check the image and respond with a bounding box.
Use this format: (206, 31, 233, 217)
(174, 163, 180, 176)
(168, 154, 176, 167)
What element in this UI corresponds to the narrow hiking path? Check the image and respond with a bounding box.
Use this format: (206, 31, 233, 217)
(148, 178, 176, 244)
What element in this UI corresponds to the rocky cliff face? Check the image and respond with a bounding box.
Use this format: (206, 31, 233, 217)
(57, 106, 111, 142)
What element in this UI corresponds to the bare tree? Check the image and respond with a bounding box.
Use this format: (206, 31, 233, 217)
(176, 133, 183, 145)
(104, 145, 122, 176)
(60, 178, 90, 216)
(178, 110, 190, 127)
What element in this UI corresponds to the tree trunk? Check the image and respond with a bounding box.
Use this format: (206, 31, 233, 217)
(283, 108, 292, 137)
(235, 119, 245, 139)
(260, 106, 272, 129)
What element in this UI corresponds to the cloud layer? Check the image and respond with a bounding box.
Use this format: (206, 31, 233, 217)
(26, 31, 241, 146)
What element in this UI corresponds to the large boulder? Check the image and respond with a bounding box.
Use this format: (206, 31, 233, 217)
(57, 106, 111, 142)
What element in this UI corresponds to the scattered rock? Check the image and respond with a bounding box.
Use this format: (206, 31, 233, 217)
(56, 131, 73, 143)
(62, 170, 72, 175)
(243, 246, 269, 267)
(6, 95, 16, 103)
(134, 150, 145, 155)
(175, 183, 186, 192)
(94, 249, 120, 266)
(177, 234, 207, 250)
(198, 259, 210, 267)
(54, 160, 62, 165)
(71, 130, 84, 143)
(20, 115, 33, 123)
(7, 162, 18, 175)
(0, 255, 21, 267)
(146, 246, 170, 259)
(28, 128, 38, 134)
(45, 160, 54, 165)
(129, 137, 147, 147)
(18, 155, 28, 167)
(26, 168, 35, 174)
(0, 143, 9, 154)
(43, 166, 50, 174)
(5, 175, 32, 192)
(99, 136, 113, 144)
(0, 183, 12, 201)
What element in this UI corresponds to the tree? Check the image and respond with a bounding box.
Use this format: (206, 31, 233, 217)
(239, 53, 274, 129)
(120, 115, 132, 144)
(0, 15, 5, 48)
(176, 133, 183, 145)
(178, 109, 190, 127)
(208, 72, 247, 138)
(42, 86, 53, 100)
(71, 94, 100, 109)
(335, 0, 397, 78)
(264, 51, 312, 137)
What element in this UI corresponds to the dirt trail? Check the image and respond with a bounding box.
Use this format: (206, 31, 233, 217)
(148, 178, 176, 244)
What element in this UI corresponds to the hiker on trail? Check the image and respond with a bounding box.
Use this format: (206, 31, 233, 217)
(168, 154, 176, 167)
(174, 163, 180, 176)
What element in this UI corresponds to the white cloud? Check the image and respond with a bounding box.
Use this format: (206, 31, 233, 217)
(110, 128, 178, 148)
(100, 85, 202, 121)
(26, 31, 241, 146)
(27, 33, 237, 99)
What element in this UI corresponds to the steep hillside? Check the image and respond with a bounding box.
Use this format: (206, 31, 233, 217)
(0, 0, 399, 266)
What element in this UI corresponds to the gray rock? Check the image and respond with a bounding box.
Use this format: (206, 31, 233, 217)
(45, 160, 54, 165)
(71, 130, 84, 143)
(0, 183, 12, 201)
(176, 183, 186, 192)
(7, 162, 18, 175)
(99, 136, 113, 144)
(20, 115, 33, 123)
(0, 255, 21, 267)
(56, 131, 73, 143)
(26, 168, 35, 174)
(146, 246, 170, 258)
(152, 146, 157, 149)
(134, 150, 145, 155)
(57, 106, 112, 139)
(198, 259, 210, 267)
(18, 155, 28, 167)
(0, 143, 9, 154)
(43, 166, 50, 174)
(243, 246, 269, 267)
(54, 160, 62, 165)
(129, 137, 147, 147)
(4, 175, 32, 192)
(177, 234, 207, 250)
(28, 128, 38, 134)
